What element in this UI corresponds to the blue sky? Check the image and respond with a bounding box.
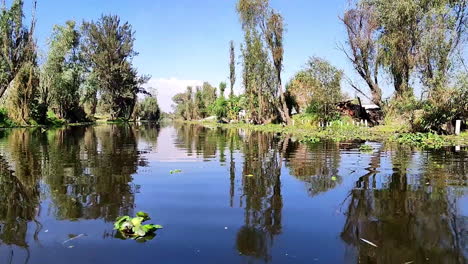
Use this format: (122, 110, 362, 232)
(29, 0, 381, 111)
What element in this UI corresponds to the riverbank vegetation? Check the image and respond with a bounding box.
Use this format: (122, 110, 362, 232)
(0, 0, 161, 127)
(172, 0, 468, 141)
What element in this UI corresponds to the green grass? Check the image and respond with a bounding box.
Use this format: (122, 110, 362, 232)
(181, 118, 466, 149)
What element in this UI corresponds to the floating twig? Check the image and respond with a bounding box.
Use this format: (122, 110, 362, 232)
(62, 234, 85, 244)
(360, 238, 378, 248)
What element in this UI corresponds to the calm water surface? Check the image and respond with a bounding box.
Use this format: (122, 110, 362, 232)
(0, 123, 466, 264)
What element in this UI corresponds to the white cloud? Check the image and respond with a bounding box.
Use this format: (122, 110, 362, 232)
(144, 78, 203, 113)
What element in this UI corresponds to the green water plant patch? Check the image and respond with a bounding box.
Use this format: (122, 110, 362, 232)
(359, 144, 373, 152)
(114, 212, 163, 242)
(170, 169, 182, 174)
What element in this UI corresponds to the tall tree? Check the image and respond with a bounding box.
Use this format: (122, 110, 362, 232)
(370, 0, 420, 98)
(81, 15, 149, 120)
(219, 81, 227, 98)
(0, 0, 37, 99)
(1, 0, 41, 124)
(237, 0, 291, 125)
(229, 40, 236, 97)
(342, 3, 382, 106)
(41, 20, 85, 121)
(416, 0, 467, 96)
(265, 11, 291, 125)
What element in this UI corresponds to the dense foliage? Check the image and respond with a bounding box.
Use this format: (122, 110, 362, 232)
(0, 1, 160, 126)
(287, 57, 344, 121)
(169, 0, 468, 134)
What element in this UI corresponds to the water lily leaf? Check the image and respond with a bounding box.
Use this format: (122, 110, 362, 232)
(142, 224, 163, 233)
(136, 211, 150, 221)
(114, 216, 130, 230)
(131, 217, 144, 227)
(114, 212, 162, 241)
(132, 225, 146, 237)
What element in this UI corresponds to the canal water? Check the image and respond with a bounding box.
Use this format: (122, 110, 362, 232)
(0, 123, 466, 263)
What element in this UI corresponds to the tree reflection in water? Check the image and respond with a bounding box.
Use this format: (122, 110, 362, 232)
(43, 125, 145, 221)
(235, 131, 284, 262)
(0, 123, 465, 264)
(284, 140, 342, 196)
(0, 124, 152, 252)
(341, 145, 467, 264)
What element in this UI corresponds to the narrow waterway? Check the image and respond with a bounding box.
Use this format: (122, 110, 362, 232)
(0, 123, 466, 263)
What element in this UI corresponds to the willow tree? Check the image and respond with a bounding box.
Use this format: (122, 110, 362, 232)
(342, 3, 382, 106)
(416, 0, 467, 96)
(237, 0, 291, 125)
(81, 15, 149, 120)
(1, 0, 41, 124)
(41, 21, 85, 122)
(0, 0, 37, 100)
(344, 0, 467, 101)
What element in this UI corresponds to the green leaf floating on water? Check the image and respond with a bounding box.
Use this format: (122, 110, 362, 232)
(136, 211, 150, 220)
(170, 169, 182, 174)
(114, 211, 163, 241)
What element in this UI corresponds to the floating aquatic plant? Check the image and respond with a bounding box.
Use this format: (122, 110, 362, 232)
(359, 144, 373, 152)
(170, 169, 182, 174)
(114, 212, 163, 242)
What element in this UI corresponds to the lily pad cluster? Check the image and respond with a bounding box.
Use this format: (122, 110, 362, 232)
(114, 212, 162, 242)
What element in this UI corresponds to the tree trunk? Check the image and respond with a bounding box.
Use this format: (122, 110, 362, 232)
(277, 77, 291, 125)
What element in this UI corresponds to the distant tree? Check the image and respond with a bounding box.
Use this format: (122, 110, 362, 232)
(219, 82, 227, 98)
(287, 57, 343, 121)
(229, 40, 236, 97)
(81, 15, 149, 120)
(138, 96, 161, 121)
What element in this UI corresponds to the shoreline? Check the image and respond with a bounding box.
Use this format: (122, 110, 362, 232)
(178, 120, 468, 149)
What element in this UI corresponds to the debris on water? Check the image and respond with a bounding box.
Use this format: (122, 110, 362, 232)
(67, 245, 74, 249)
(44, 229, 49, 233)
(170, 169, 182, 174)
(403, 261, 414, 264)
(63, 234, 86, 244)
(245, 174, 254, 177)
(360, 238, 378, 247)
(331, 176, 337, 181)
(224, 227, 228, 230)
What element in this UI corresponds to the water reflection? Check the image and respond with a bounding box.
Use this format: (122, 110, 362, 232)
(342, 145, 467, 263)
(285, 141, 342, 196)
(43, 125, 144, 221)
(0, 124, 156, 249)
(0, 123, 465, 264)
(174, 124, 467, 263)
(236, 131, 283, 262)
(0, 129, 44, 248)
